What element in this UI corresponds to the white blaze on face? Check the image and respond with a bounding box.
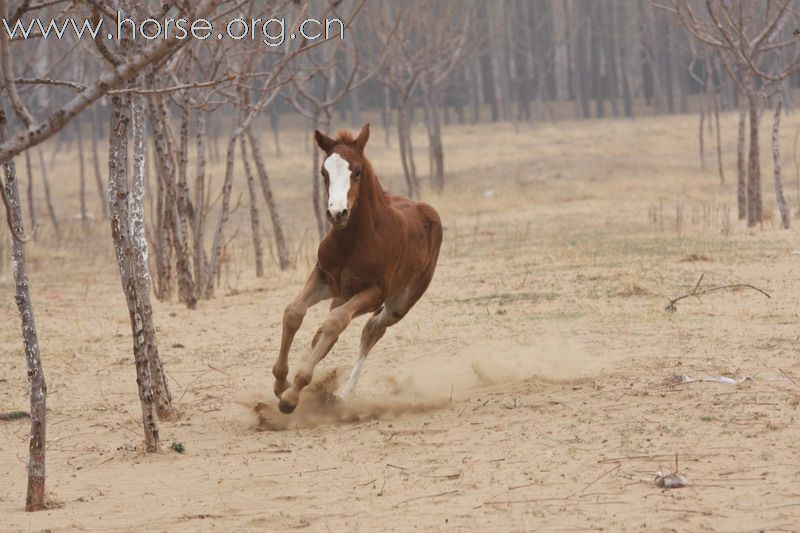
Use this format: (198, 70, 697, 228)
(323, 153, 351, 217)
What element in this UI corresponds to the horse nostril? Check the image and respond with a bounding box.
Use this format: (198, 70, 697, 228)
(326, 209, 332, 219)
(341, 208, 348, 218)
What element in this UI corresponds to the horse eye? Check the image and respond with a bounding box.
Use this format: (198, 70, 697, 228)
(352, 168, 361, 180)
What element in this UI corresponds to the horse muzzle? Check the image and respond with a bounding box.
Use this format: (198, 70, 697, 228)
(327, 208, 349, 229)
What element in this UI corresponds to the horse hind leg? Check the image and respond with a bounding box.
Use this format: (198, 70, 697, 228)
(339, 288, 420, 398)
(340, 244, 441, 398)
(339, 308, 393, 397)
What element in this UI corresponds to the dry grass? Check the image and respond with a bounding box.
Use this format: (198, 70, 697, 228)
(1, 109, 800, 531)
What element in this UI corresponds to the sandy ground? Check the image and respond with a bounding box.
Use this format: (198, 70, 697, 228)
(2, 112, 800, 531)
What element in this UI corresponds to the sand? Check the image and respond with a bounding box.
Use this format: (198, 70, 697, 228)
(2, 111, 800, 531)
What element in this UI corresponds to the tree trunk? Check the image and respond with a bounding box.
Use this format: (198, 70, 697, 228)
(193, 110, 208, 293)
(24, 148, 35, 237)
(772, 99, 790, 229)
(175, 101, 197, 308)
(421, 82, 445, 193)
(737, 104, 747, 219)
(36, 146, 59, 240)
(603, 0, 619, 118)
(747, 94, 762, 227)
(132, 93, 176, 421)
(0, 109, 48, 511)
(590, 2, 605, 118)
(575, 3, 591, 118)
(76, 120, 87, 224)
(699, 100, 706, 171)
(205, 128, 237, 297)
(92, 106, 108, 220)
(246, 129, 290, 270)
(309, 113, 326, 240)
(551, 0, 568, 102)
(269, 105, 281, 157)
(382, 84, 392, 147)
(240, 136, 264, 276)
(397, 100, 419, 199)
(145, 72, 194, 306)
(711, 65, 724, 184)
(488, 1, 510, 122)
(108, 83, 160, 452)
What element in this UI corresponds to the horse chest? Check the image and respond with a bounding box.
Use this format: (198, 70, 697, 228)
(318, 240, 390, 299)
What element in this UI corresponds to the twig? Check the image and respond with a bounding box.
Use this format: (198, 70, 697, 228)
(581, 463, 621, 493)
(777, 368, 800, 389)
(395, 490, 460, 506)
(665, 274, 770, 312)
(261, 466, 338, 477)
(107, 75, 235, 95)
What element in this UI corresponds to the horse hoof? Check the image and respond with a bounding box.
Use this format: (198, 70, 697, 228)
(278, 399, 296, 414)
(273, 380, 289, 399)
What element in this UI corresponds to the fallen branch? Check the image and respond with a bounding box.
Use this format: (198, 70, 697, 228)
(665, 273, 771, 312)
(0, 410, 30, 421)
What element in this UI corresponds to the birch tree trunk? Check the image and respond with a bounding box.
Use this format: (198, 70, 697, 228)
(551, 0, 568, 102)
(747, 94, 762, 227)
(131, 91, 176, 421)
(24, 148, 35, 237)
(205, 128, 237, 297)
(193, 110, 208, 292)
(737, 104, 747, 220)
(109, 86, 160, 452)
(76, 120, 88, 224)
(92, 106, 108, 219)
(397, 99, 419, 198)
(145, 71, 195, 307)
(240, 136, 264, 277)
(246, 129, 290, 270)
(772, 99, 790, 229)
(382, 84, 393, 146)
(711, 62, 725, 185)
(310, 112, 325, 239)
(268, 105, 281, 157)
(421, 82, 445, 193)
(36, 146, 59, 240)
(174, 99, 197, 308)
(0, 109, 48, 512)
(698, 100, 706, 171)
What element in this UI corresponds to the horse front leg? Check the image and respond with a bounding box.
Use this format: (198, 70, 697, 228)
(273, 267, 332, 398)
(278, 286, 383, 414)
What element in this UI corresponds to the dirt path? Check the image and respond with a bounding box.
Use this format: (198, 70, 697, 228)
(2, 115, 800, 531)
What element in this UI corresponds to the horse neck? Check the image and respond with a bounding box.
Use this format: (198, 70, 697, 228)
(341, 159, 387, 237)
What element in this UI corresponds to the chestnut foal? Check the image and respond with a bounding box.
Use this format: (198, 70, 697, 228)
(272, 124, 442, 414)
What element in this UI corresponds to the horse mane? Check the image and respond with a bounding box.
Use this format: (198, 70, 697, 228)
(334, 130, 356, 144)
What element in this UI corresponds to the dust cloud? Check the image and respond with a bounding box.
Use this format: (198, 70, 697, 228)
(233, 332, 611, 431)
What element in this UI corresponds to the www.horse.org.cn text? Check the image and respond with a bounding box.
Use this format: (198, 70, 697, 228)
(1, 12, 346, 47)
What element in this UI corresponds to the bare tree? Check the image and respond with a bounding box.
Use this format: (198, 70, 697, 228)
(247, 128, 291, 270)
(772, 98, 790, 228)
(0, 0, 223, 165)
(0, 108, 47, 511)
(670, 0, 800, 227)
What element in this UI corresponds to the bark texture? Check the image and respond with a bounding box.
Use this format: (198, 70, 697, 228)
(0, 109, 48, 512)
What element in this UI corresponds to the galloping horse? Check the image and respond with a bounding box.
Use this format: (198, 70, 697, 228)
(272, 124, 442, 414)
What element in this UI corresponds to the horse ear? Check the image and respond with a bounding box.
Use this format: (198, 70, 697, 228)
(354, 123, 370, 152)
(314, 130, 336, 153)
